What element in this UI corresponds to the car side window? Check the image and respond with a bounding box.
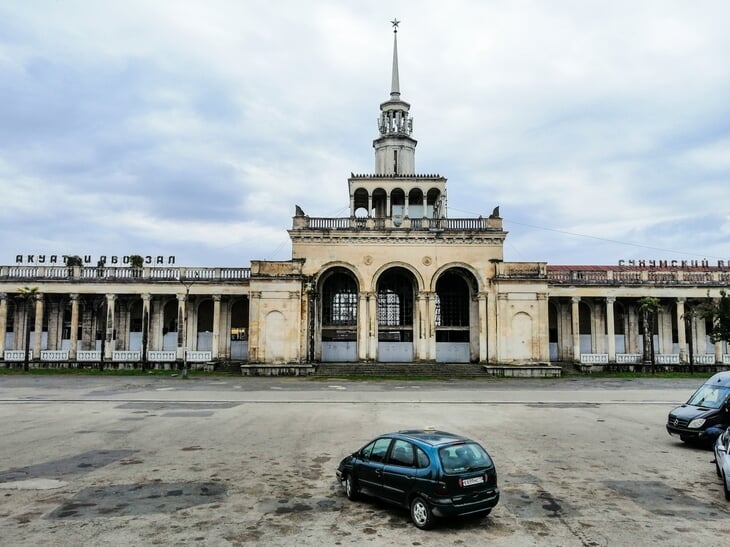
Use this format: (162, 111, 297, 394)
(360, 441, 375, 460)
(415, 446, 429, 469)
(370, 438, 392, 463)
(388, 440, 414, 467)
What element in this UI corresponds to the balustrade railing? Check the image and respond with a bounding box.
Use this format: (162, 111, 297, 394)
(1, 265, 251, 282)
(298, 216, 496, 231)
(548, 268, 728, 286)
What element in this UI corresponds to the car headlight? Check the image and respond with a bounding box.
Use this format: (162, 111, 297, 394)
(688, 418, 706, 429)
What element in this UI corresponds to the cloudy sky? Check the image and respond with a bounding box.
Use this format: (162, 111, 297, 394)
(2, 0, 730, 268)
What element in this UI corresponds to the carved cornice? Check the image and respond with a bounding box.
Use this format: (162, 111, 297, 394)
(289, 233, 506, 245)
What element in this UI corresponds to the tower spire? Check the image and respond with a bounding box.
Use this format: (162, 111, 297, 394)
(374, 19, 416, 175)
(391, 18, 400, 99)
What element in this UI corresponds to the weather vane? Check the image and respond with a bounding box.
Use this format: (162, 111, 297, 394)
(391, 18, 400, 32)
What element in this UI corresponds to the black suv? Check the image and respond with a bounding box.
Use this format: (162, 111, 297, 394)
(667, 371, 730, 444)
(336, 429, 499, 529)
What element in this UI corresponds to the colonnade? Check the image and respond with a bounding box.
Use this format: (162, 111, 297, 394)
(0, 292, 248, 362)
(552, 296, 727, 364)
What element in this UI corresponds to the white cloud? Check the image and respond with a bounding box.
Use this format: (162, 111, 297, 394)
(1, 0, 730, 266)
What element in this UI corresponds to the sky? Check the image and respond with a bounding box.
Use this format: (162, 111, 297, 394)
(2, 0, 730, 268)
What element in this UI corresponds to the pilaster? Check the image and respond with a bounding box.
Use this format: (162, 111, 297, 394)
(69, 294, 80, 359)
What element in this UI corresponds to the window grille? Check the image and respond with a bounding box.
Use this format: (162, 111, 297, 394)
(322, 274, 358, 326)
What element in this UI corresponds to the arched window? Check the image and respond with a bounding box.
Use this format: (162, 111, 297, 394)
(322, 272, 358, 327)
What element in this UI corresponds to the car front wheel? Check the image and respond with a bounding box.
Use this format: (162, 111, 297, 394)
(345, 474, 359, 501)
(410, 496, 434, 530)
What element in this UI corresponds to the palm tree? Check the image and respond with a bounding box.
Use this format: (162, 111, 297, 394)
(638, 296, 661, 371)
(16, 287, 39, 372)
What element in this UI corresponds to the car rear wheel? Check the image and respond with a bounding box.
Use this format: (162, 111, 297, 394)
(410, 496, 434, 530)
(345, 474, 359, 501)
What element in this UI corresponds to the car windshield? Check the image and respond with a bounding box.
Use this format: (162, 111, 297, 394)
(687, 385, 730, 409)
(439, 442, 492, 474)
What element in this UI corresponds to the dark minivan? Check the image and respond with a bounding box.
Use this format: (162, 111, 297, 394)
(336, 429, 499, 529)
(667, 371, 730, 444)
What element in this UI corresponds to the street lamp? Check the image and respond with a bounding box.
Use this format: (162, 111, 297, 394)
(178, 273, 198, 379)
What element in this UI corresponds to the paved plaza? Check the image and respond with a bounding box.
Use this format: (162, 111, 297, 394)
(0, 375, 727, 546)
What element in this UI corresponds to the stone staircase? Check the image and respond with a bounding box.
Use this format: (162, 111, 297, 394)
(312, 362, 490, 378)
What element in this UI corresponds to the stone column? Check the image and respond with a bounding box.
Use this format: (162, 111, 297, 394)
(425, 291, 436, 361)
(415, 292, 426, 361)
(141, 293, 151, 360)
(176, 293, 186, 360)
(536, 293, 549, 361)
(487, 293, 498, 363)
(33, 294, 44, 359)
(404, 194, 409, 218)
(478, 293, 488, 363)
(69, 294, 80, 359)
(367, 194, 373, 216)
(606, 297, 616, 362)
(422, 194, 427, 216)
(368, 292, 378, 360)
(571, 297, 581, 362)
(358, 292, 369, 361)
(0, 293, 7, 355)
(676, 298, 687, 363)
(105, 294, 117, 359)
(212, 295, 221, 359)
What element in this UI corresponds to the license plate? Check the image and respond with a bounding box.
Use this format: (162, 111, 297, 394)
(461, 476, 484, 487)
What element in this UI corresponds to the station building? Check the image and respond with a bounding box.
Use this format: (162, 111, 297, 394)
(1, 28, 729, 375)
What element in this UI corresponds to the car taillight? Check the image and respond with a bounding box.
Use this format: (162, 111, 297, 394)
(435, 481, 449, 495)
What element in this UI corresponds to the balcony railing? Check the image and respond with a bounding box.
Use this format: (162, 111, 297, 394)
(0, 266, 251, 283)
(548, 268, 730, 286)
(293, 216, 503, 231)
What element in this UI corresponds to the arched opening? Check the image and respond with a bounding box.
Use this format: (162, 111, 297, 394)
(320, 268, 359, 362)
(377, 267, 416, 362)
(579, 301, 592, 353)
(196, 299, 214, 352)
(408, 188, 424, 218)
(230, 298, 249, 360)
(614, 301, 626, 353)
(127, 299, 144, 351)
(548, 302, 559, 361)
(427, 188, 442, 218)
(390, 188, 405, 223)
(162, 299, 179, 351)
(372, 188, 387, 218)
(353, 188, 369, 218)
(4, 300, 15, 350)
(434, 269, 475, 362)
(511, 312, 533, 360)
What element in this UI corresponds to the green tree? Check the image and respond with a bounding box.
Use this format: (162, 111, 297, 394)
(700, 290, 730, 345)
(129, 254, 144, 278)
(16, 286, 39, 372)
(638, 296, 661, 370)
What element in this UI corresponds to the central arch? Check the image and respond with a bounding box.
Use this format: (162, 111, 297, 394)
(376, 267, 417, 362)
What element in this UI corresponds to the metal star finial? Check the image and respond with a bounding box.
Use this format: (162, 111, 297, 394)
(391, 18, 400, 32)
